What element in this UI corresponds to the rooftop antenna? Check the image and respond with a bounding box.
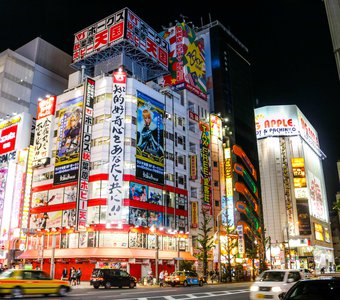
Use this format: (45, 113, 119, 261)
(201, 16, 204, 27)
(208, 13, 212, 24)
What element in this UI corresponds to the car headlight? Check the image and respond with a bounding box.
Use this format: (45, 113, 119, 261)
(250, 285, 259, 292)
(271, 286, 282, 293)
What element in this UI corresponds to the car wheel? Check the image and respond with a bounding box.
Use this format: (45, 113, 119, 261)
(129, 282, 135, 289)
(199, 280, 203, 286)
(11, 287, 23, 298)
(183, 280, 188, 287)
(93, 284, 100, 289)
(119, 286, 123, 289)
(104, 282, 111, 289)
(58, 286, 69, 297)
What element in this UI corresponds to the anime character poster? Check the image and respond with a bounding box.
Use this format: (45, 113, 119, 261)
(64, 185, 77, 203)
(129, 182, 148, 202)
(31, 191, 48, 208)
(308, 172, 325, 220)
(148, 186, 163, 205)
(129, 207, 148, 227)
(62, 209, 77, 227)
(148, 211, 163, 227)
(47, 188, 64, 205)
(30, 212, 49, 229)
(136, 91, 164, 185)
(54, 97, 83, 185)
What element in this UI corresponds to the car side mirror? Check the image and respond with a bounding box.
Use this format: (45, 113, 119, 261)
(287, 278, 294, 283)
(278, 292, 286, 299)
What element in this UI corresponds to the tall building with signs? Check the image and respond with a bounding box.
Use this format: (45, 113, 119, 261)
(196, 21, 263, 269)
(255, 105, 334, 271)
(19, 8, 210, 281)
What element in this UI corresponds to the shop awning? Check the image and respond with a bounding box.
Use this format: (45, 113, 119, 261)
(18, 248, 196, 261)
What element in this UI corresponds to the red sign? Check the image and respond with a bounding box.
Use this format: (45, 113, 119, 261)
(0, 125, 18, 154)
(113, 71, 127, 84)
(37, 96, 56, 120)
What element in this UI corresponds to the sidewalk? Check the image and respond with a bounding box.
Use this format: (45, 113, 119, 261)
(71, 280, 252, 289)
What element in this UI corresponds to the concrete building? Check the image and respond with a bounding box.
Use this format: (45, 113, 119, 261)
(255, 105, 334, 271)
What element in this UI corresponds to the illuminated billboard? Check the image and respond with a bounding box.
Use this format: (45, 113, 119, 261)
(200, 121, 211, 208)
(73, 8, 168, 69)
(159, 22, 207, 100)
(54, 97, 83, 185)
(33, 96, 56, 167)
(135, 90, 164, 185)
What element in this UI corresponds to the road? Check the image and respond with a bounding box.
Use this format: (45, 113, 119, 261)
(21, 283, 251, 299)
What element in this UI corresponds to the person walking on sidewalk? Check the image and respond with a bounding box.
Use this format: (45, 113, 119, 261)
(76, 268, 82, 285)
(62, 268, 67, 280)
(159, 270, 164, 287)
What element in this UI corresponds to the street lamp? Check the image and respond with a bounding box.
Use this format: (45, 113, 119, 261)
(150, 225, 162, 284)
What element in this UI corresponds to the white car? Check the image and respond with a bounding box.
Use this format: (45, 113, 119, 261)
(249, 270, 302, 300)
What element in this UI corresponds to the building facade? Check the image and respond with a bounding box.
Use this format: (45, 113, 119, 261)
(255, 105, 334, 271)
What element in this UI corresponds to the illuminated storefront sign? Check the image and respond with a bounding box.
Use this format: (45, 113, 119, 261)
(76, 78, 95, 230)
(314, 223, 324, 241)
(236, 225, 245, 255)
(107, 70, 126, 224)
(136, 91, 164, 185)
(234, 163, 258, 198)
(233, 145, 257, 181)
(296, 199, 312, 235)
(291, 158, 307, 188)
(200, 121, 211, 208)
(33, 96, 56, 167)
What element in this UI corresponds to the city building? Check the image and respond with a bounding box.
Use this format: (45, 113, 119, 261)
(19, 8, 207, 282)
(0, 37, 73, 118)
(197, 21, 263, 272)
(255, 105, 334, 271)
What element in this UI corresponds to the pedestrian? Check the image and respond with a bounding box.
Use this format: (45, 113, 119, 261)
(159, 270, 164, 287)
(62, 267, 67, 280)
(76, 268, 82, 285)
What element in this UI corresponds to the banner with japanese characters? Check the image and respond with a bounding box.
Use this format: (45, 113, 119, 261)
(107, 70, 126, 224)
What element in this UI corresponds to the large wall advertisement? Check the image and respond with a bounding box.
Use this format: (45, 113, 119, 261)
(308, 171, 326, 221)
(199, 121, 211, 208)
(54, 97, 83, 185)
(107, 71, 126, 224)
(136, 90, 164, 185)
(159, 22, 207, 100)
(73, 8, 168, 70)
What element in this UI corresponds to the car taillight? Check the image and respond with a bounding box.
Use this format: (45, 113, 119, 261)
(175, 277, 180, 281)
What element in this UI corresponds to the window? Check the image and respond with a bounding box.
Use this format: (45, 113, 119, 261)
(213, 161, 218, 167)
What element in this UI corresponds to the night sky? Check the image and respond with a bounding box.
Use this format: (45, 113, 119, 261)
(2, 0, 340, 207)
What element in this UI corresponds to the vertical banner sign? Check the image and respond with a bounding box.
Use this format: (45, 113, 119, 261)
(189, 155, 197, 180)
(191, 201, 198, 228)
(76, 78, 94, 230)
(136, 91, 164, 185)
(236, 225, 245, 255)
(33, 96, 56, 167)
(107, 70, 126, 224)
(200, 121, 211, 208)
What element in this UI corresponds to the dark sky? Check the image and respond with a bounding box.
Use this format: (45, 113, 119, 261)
(2, 0, 340, 205)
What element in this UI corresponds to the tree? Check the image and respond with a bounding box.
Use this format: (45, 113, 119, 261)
(195, 206, 214, 280)
(246, 239, 259, 281)
(333, 199, 340, 211)
(179, 260, 194, 271)
(221, 216, 238, 282)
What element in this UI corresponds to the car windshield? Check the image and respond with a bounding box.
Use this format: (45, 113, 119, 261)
(259, 271, 285, 282)
(0, 270, 13, 278)
(288, 280, 340, 299)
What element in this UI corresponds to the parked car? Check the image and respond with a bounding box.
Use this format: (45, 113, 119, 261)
(90, 268, 137, 289)
(164, 271, 204, 287)
(250, 270, 302, 300)
(278, 277, 340, 299)
(0, 269, 70, 298)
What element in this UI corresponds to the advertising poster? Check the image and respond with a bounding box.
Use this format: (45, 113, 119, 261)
(200, 121, 211, 207)
(30, 212, 49, 229)
(0, 166, 8, 232)
(62, 209, 77, 227)
(47, 188, 64, 205)
(31, 191, 48, 208)
(148, 211, 163, 227)
(308, 171, 325, 220)
(129, 207, 147, 227)
(191, 201, 198, 228)
(296, 199, 312, 235)
(136, 91, 164, 185)
(46, 211, 62, 228)
(64, 185, 77, 203)
(54, 97, 83, 185)
(148, 186, 163, 205)
(79, 232, 87, 248)
(129, 182, 148, 202)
